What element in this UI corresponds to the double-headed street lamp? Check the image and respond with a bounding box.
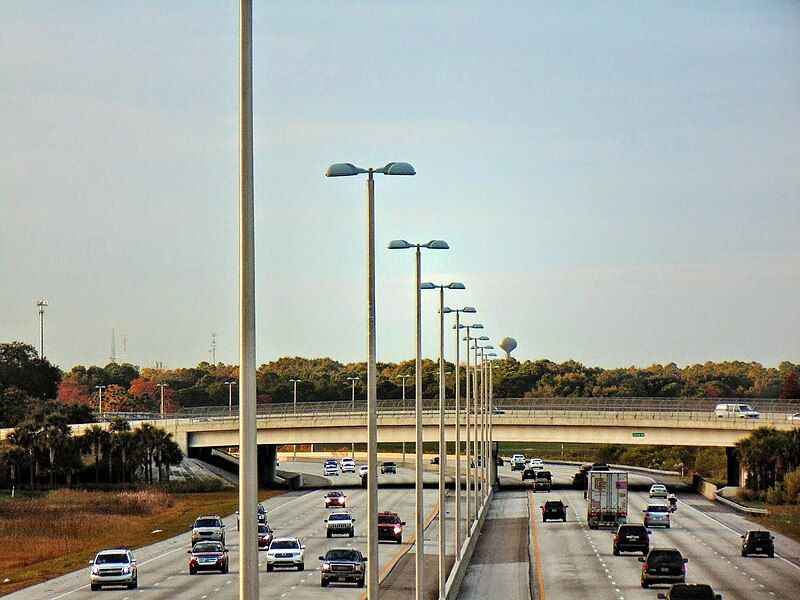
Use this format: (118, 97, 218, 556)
(458, 324, 483, 530)
(397, 373, 412, 403)
(388, 239, 449, 600)
(327, 161, 415, 599)
(289, 379, 302, 412)
(224, 381, 237, 413)
(346, 376, 361, 411)
(95, 385, 107, 414)
(442, 307, 475, 554)
(466, 334, 489, 515)
(474, 342, 494, 504)
(422, 282, 465, 599)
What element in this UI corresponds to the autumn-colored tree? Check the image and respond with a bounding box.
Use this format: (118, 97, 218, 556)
(780, 373, 800, 400)
(57, 379, 94, 407)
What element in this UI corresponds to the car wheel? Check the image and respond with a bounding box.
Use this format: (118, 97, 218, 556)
(267, 564, 274, 572)
(190, 567, 196, 575)
(357, 578, 365, 588)
(397, 538, 403, 544)
(127, 582, 136, 590)
(222, 565, 229, 574)
(298, 563, 305, 571)
(641, 580, 649, 589)
(349, 530, 354, 538)
(665, 524, 670, 529)
(613, 548, 619, 556)
(741, 551, 747, 557)
(562, 517, 566, 522)
(90, 584, 100, 591)
(321, 578, 329, 587)
(327, 531, 332, 538)
(769, 552, 774, 558)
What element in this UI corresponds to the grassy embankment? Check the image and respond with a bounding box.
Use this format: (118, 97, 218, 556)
(751, 505, 800, 544)
(0, 486, 281, 596)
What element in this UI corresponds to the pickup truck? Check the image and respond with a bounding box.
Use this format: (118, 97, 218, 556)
(325, 512, 355, 538)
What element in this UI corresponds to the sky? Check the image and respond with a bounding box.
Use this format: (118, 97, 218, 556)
(1, 1, 798, 371)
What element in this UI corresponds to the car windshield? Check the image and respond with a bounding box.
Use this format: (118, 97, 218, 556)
(326, 550, 361, 561)
(750, 531, 771, 541)
(258, 525, 271, 534)
(649, 551, 682, 566)
(270, 540, 299, 550)
(648, 506, 670, 513)
(619, 525, 644, 534)
(383, 462, 396, 466)
(537, 472, 551, 478)
(379, 515, 400, 524)
(740, 405, 754, 411)
(669, 584, 714, 599)
(329, 514, 350, 521)
(95, 553, 129, 564)
(327, 492, 343, 497)
(195, 518, 220, 528)
(193, 543, 223, 553)
(544, 502, 563, 509)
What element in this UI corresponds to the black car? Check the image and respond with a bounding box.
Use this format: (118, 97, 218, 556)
(430, 456, 440, 465)
(657, 584, 722, 599)
(541, 500, 567, 522)
(639, 548, 687, 588)
(741, 530, 775, 557)
(522, 468, 536, 481)
(613, 523, 651, 555)
(533, 471, 552, 492)
(319, 548, 366, 588)
(497, 456, 504, 466)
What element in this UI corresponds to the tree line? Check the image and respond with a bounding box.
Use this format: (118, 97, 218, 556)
(736, 427, 800, 504)
(1, 341, 799, 429)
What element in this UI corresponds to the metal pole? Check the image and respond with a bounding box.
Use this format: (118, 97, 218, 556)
(464, 329, 471, 531)
(481, 353, 487, 501)
(238, 2, 258, 597)
(414, 244, 424, 600)
(228, 383, 234, 412)
(96, 386, 105, 414)
(472, 345, 479, 516)
(158, 384, 166, 416)
(366, 171, 379, 600)
(293, 380, 298, 411)
(489, 362, 494, 489)
(453, 312, 461, 553)
(437, 287, 446, 598)
(351, 379, 356, 411)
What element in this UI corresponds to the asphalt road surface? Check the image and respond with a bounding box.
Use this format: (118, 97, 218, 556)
(6, 460, 438, 600)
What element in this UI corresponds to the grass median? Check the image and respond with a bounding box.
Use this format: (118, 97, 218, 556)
(0, 486, 282, 595)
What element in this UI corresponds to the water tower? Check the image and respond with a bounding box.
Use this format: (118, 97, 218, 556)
(499, 337, 517, 359)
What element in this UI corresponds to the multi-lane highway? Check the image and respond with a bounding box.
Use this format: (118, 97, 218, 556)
(460, 462, 800, 600)
(5, 460, 440, 600)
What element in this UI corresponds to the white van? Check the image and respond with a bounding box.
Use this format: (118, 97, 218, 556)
(714, 403, 759, 419)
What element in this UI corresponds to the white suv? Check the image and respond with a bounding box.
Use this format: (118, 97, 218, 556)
(90, 549, 138, 590)
(266, 537, 305, 571)
(341, 457, 356, 473)
(511, 454, 526, 471)
(529, 458, 544, 470)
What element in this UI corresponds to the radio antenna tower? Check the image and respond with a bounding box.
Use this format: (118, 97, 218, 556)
(210, 332, 217, 364)
(36, 299, 48, 359)
(110, 328, 117, 363)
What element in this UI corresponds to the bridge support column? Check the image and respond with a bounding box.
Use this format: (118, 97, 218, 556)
(258, 444, 278, 487)
(726, 447, 741, 487)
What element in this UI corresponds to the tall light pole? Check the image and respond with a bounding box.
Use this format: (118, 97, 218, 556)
(327, 161, 415, 599)
(443, 307, 476, 555)
(459, 323, 483, 533)
(475, 343, 494, 504)
(95, 385, 106, 414)
(388, 239, 449, 600)
(290, 379, 302, 412)
(36, 300, 47, 359)
(224, 381, 236, 413)
(485, 355, 497, 490)
(422, 282, 465, 599)
(469, 335, 489, 514)
(397, 374, 412, 404)
(346, 376, 360, 411)
(238, 2, 258, 597)
(157, 383, 169, 416)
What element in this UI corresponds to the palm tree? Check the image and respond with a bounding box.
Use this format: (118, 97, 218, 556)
(133, 423, 159, 483)
(40, 413, 70, 486)
(81, 425, 109, 483)
(9, 420, 39, 487)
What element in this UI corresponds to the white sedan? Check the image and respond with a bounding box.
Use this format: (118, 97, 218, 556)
(358, 466, 368, 477)
(649, 484, 668, 498)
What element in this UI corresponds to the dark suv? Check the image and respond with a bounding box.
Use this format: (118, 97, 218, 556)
(657, 584, 722, 599)
(534, 471, 552, 491)
(741, 530, 775, 557)
(541, 500, 567, 522)
(522, 467, 536, 481)
(319, 548, 366, 588)
(639, 547, 687, 588)
(613, 523, 650, 555)
(380, 461, 397, 474)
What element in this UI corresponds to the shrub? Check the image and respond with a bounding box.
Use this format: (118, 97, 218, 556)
(766, 484, 787, 505)
(784, 468, 800, 505)
(736, 487, 757, 503)
(161, 478, 227, 494)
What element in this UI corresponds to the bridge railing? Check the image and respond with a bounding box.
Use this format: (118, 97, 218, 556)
(157, 397, 799, 424)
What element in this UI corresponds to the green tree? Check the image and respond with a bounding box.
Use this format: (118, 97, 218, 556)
(0, 342, 62, 399)
(81, 424, 110, 483)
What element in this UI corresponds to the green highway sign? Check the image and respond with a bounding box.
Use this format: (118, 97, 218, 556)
(632, 432, 645, 438)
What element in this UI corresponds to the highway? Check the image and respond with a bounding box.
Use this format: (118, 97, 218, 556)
(5, 460, 439, 600)
(460, 462, 800, 600)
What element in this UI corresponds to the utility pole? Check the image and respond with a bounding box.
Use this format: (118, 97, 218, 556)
(95, 385, 107, 414)
(225, 381, 236, 413)
(157, 383, 169, 416)
(36, 300, 47, 359)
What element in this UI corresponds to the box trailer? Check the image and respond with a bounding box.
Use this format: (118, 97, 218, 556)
(587, 470, 628, 529)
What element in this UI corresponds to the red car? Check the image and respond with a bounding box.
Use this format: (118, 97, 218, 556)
(324, 491, 347, 508)
(377, 512, 405, 544)
(188, 541, 228, 574)
(258, 524, 274, 549)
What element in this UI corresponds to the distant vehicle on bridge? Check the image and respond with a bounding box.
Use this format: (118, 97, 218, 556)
(714, 402, 759, 419)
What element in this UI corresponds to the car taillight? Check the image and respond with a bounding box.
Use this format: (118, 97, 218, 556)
(681, 565, 685, 573)
(643, 563, 649, 570)
(614, 534, 620, 542)
(590, 511, 597, 516)
(621, 512, 627, 517)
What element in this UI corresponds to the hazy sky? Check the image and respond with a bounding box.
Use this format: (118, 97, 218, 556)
(1, 1, 798, 371)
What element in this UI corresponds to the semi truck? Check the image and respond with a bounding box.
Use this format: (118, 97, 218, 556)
(587, 470, 628, 529)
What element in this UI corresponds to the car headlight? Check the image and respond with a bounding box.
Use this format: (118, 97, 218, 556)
(355, 564, 364, 572)
(322, 564, 331, 571)
(91, 567, 100, 575)
(121, 566, 131, 575)
(393, 526, 402, 533)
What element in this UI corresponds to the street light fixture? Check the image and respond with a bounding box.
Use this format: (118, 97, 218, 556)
(462, 329, 485, 523)
(327, 162, 415, 600)
(422, 283, 465, 599)
(396, 374, 412, 402)
(474, 343, 494, 505)
(443, 307, 475, 555)
(388, 239, 449, 600)
(289, 379, 302, 412)
(346, 376, 361, 411)
(224, 381, 237, 413)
